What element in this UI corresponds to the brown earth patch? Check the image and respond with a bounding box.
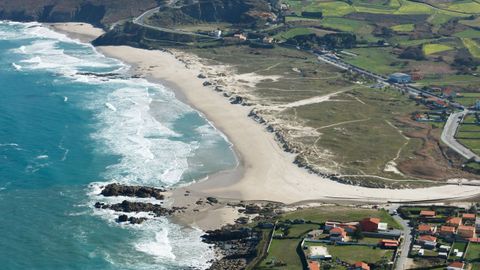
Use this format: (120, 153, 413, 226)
(395, 116, 477, 180)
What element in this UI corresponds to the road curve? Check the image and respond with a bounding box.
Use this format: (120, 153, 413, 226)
(441, 110, 480, 162)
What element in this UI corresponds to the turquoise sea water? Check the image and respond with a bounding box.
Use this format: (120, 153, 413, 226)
(0, 21, 237, 270)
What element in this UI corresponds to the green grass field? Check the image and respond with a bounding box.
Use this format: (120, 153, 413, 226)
(423, 43, 453, 55)
(259, 238, 302, 269)
(391, 23, 415, 32)
(466, 243, 480, 262)
(281, 207, 402, 229)
(320, 244, 394, 264)
(462, 38, 480, 58)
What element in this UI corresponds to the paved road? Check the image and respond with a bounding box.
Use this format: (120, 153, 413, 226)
(386, 205, 412, 270)
(441, 110, 480, 162)
(132, 4, 220, 39)
(394, 214, 412, 270)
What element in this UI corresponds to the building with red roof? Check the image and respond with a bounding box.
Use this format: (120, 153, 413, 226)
(330, 227, 348, 242)
(360, 218, 380, 232)
(417, 224, 437, 235)
(308, 260, 320, 270)
(440, 226, 456, 237)
(446, 217, 462, 228)
(447, 261, 464, 270)
(419, 210, 436, 217)
(353, 261, 370, 270)
(417, 235, 437, 249)
(462, 213, 476, 221)
(457, 225, 476, 239)
(379, 239, 399, 248)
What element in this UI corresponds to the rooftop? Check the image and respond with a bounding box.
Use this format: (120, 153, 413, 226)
(420, 210, 436, 217)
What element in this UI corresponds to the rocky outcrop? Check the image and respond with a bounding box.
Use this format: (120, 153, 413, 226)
(0, 0, 159, 26)
(106, 200, 178, 216)
(100, 183, 165, 200)
(202, 225, 261, 270)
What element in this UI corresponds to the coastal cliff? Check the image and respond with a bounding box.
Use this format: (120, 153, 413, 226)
(0, 0, 160, 26)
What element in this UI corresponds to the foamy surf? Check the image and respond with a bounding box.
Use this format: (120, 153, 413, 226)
(1, 21, 236, 269)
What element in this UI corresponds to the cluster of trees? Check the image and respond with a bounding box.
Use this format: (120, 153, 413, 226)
(399, 46, 425, 60)
(285, 32, 357, 50)
(452, 49, 480, 73)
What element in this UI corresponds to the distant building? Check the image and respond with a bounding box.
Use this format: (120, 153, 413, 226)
(446, 217, 462, 228)
(308, 260, 320, 270)
(353, 261, 370, 270)
(457, 225, 476, 239)
(475, 100, 480, 110)
(419, 210, 436, 218)
(388, 73, 412, 84)
(307, 230, 324, 239)
(379, 239, 399, 249)
(462, 213, 476, 221)
(447, 262, 465, 270)
(330, 227, 348, 242)
(360, 218, 380, 232)
(440, 226, 456, 237)
(233, 33, 247, 41)
(417, 224, 437, 235)
(416, 235, 437, 249)
(442, 88, 457, 98)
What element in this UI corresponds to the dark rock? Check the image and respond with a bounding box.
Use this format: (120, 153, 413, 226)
(203, 81, 212, 86)
(206, 197, 219, 204)
(107, 200, 175, 216)
(118, 214, 129, 222)
(229, 96, 243, 105)
(100, 183, 165, 200)
(129, 217, 147, 224)
(94, 202, 105, 209)
(198, 73, 207, 79)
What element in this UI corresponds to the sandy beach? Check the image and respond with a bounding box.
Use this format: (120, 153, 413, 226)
(50, 23, 480, 211)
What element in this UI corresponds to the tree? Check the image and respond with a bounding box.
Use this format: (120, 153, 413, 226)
(399, 46, 425, 60)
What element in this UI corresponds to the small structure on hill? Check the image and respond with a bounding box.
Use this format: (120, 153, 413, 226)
(388, 72, 412, 84)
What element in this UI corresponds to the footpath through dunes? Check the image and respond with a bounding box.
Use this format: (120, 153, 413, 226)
(53, 23, 480, 205)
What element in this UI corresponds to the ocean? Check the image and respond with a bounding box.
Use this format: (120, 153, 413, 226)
(0, 21, 237, 269)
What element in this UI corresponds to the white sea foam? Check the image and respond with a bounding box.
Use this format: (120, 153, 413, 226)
(35, 155, 49, 160)
(11, 62, 22, 70)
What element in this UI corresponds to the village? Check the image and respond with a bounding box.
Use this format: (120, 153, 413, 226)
(253, 204, 480, 270)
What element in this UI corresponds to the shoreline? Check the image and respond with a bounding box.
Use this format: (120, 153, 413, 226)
(49, 23, 480, 228)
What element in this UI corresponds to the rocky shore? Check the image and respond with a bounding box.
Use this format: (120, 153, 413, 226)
(94, 183, 183, 225)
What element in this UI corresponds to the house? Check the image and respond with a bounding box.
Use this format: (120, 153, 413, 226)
(476, 217, 480, 230)
(457, 225, 476, 239)
(233, 33, 247, 41)
(446, 217, 462, 228)
(307, 230, 324, 239)
(420, 210, 436, 218)
(324, 221, 359, 234)
(447, 262, 464, 270)
(330, 227, 348, 242)
(379, 239, 399, 249)
(417, 224, 437, 235)
(360, 218, 380, 232)
(353, 261, 370, 270)
(439, 252, 448, 259)
(308, 260, 320, 270)
(442, 88, 457, 98)
(417, 235, 437, 249)
(440, 226, 456, 237)
(462, 213, 476, 221)
(388, 73, 412, 84)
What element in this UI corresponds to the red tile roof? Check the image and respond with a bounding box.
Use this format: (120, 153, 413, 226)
(420, 210, 435, 217)
(463, 213, 476, 219)
(419, 235, 437, 242)
(354, 261, 370, 270)
(447, 217, 462, 226)
(418, 224, 434, 231)
(308, 261, 320, 270)
(330, 227, 346, 235)
(363, 218, 380, 224)
(440, 226, 456, 233)
(449, 261, 464, 269)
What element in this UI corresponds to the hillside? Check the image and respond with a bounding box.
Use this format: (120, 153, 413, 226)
(0, 0, 162, 26)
